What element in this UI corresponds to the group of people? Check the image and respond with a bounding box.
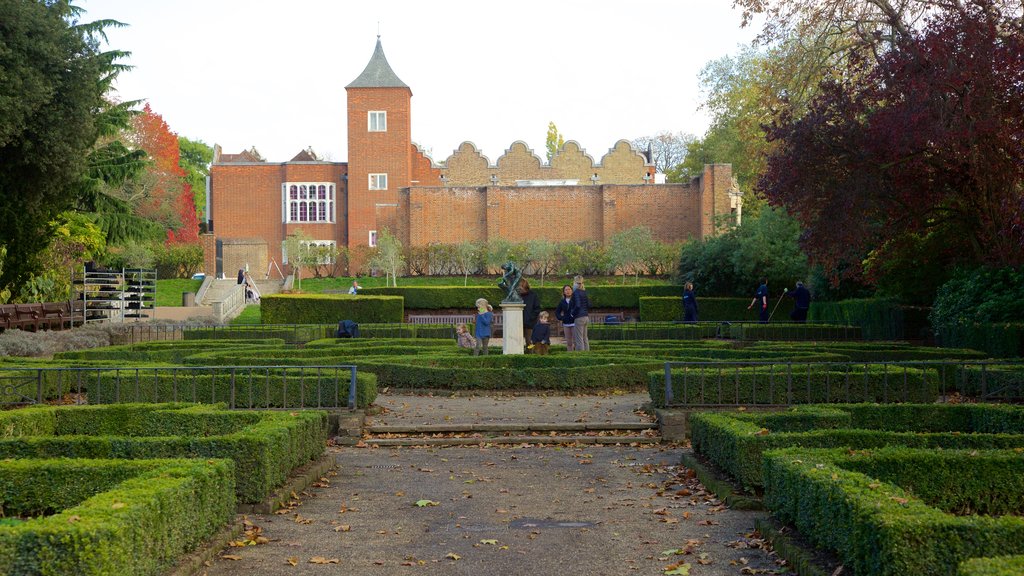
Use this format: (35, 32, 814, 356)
(456, 275, 592, 355)
(682, 278, 811, 323)
(237, 269, 261, 304)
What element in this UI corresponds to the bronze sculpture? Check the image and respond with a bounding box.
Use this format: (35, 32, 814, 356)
(498, 262, 523, 303)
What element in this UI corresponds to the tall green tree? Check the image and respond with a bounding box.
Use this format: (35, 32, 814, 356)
(0, 1, 129, 297)
(545, 121, 565, 163)
(179, 137, 213, 220)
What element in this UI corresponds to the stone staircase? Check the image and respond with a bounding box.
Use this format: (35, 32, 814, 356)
(359, 421, 661, 447)
(199, 278, 284, 321)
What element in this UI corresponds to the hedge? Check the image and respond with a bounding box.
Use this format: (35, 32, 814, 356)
(85, 368, 378, 409)
(184, 325, 330, 344)
(690, 404, 1024, 491)
(953, 365, 1024, 397)
(732, 323, 863, 341)
(261, 294, 403, 324)
(749, 342, 989, 362)
(960, 556, 1024, 576)
(936, 322, 1024, 359)
(638, 297, 752, 322)
(0, 404, 327, 504)
(807, 298, 910, 340)
(762, 447, 1024, 576)
(589, 322, 720, 340)
(360, 285, 681, 310)
(55, 339, 287, 363)
(0, 457, 234, 575)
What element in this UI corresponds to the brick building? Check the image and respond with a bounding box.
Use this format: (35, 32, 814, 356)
(204, 39, 739, 277)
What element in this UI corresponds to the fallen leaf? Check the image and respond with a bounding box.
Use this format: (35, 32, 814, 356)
(286, 557, 299, 566)
(335, 524, 351, 532)
(222, 554, 242, 561)
(480, 539, 499, 545)
(415, 500, 439, 507)
(446, 553, 461, 561)
(309, 556, 340, 564)
(663, 562, 691, 575)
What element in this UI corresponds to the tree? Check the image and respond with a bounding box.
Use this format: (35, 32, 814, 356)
(0, 2, 126, 297)
(454, 241, 480, 286)
(368, 229, 405, 287)
(179, 137, 213, 222)
(759, 3, 1024, 294)
(607, 227, 658, 284)
(631, 132, 695, 176)
(545, 121, 565, 163)
(527, 239, 558, 286)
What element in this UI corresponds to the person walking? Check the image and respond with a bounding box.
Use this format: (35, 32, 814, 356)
(571, 275, 591, 351)
(555, 284, 576, 352)
(682, 282, 698, 323)
(518, 279, 541, 349)
(787, 281, 811, 323)
(473, 298, 493, 356)
(748, 278, 769, 324)
(348, 280, 362, 295)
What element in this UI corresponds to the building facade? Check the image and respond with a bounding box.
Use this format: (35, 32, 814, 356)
(204, 39, 737, 277)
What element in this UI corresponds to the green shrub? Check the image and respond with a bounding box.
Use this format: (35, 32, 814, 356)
(650, 364, 938, 408)
(762, 447, 1024, 576)
(959, 556, 1024, 576)
(589, 322, 719, 340)
(638, 297, 751, 321)
(360, 285, 681, 310)
(261, 294, 403, 324)
(733, 324, 863, 341)
(183, 325, 330, 344)
(0, 404, 327, 504)
(809, 298, 907, 340)
(0, 458, 234, 576)
(935, 322, 1024, 359)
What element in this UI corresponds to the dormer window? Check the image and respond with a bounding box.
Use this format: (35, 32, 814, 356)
(368, 111, 387, 132)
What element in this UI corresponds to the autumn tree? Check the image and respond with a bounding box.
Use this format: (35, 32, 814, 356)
(759, 3, 1024, 295)
(545, 121, 565, 163)
(630, 132, 695, 177)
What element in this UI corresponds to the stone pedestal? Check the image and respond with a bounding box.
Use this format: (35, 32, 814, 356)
(500, 302, 525, 355)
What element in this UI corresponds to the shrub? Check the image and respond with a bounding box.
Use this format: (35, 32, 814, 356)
(732, 324, 863, 341)
(763, 447, 1024, 576)
(639, 297, 751, 321)
(360, 285, 681, 310)
(261, 294, 403, 324)
(0, 457, 234, 575)
(959, 556, 1024, 576)
(809, 298, 908, 339)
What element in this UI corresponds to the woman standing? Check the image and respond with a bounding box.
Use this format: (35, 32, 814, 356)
(518, 279, 541, 347)
(473, 298, 493, 356)
(682, 282, 698, 323)
(571, 275, 591, 352)
(555, 284, 576, 351)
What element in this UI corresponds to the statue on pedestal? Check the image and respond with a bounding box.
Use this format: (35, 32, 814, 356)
(498, 262, 523, 303)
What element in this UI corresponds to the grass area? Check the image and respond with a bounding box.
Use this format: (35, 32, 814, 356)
(298, 275, 675, 292)
(155, 279, 204, 307)
(230, 305, 262, 324)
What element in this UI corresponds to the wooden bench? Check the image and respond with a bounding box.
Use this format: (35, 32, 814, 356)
(41, 302, 71, 329)
(13, 304, 43, 332)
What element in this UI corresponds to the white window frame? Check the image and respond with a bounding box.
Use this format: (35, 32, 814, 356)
(282, 182, 336, 223)
(368, 230, 378, 248)
(369, 173, 388, 190)
(368, 111, 386, 132)
(282, 240, 336, 265)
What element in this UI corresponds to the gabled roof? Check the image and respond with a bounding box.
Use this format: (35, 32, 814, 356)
(290, 149, 318, 162)
(219, 150, 263, 163)
(346, 38, 409, 89)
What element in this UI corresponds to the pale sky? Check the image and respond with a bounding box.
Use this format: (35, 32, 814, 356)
(80, 0, 759, 164)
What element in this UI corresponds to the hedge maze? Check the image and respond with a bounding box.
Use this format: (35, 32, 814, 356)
(690, 404, 1024, 576)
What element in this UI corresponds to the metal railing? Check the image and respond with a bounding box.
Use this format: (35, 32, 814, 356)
(661, 360, 1024, 407)
(0, 365, 359, 410)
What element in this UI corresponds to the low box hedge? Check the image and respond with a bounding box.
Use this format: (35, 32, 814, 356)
(183, 325, 329, 344)
(0, 404, 326, 504)
(690, 404, 1024, 491)
(85, 368, 377, 409)
(0, 457, 235, 575)
(650, 364, 940, 408)
(589, 322, 720, 340)
(959, 556, 1024, 576)
(762, 447, 1024, 576)
(936, 322, 1024, 359)
(261, 294, 403, 324)
(361, 285, 681, 310)
(809, 298, 908, 340)
(638, 297, 752, 322)
(733, 323, 863, 341)
(55, 339, 287, 363)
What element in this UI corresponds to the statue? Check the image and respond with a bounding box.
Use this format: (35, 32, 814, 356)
(498, 261, 523, 303)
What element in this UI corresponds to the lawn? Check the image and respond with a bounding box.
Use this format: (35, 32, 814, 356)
(230, 305, 262, 324)
(155, 279, 204, 307)
(299, 275, 675, 292)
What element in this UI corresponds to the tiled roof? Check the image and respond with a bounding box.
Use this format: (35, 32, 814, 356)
(290, 149, 317, 162)
(218, 150, 262, 163)
(346, 38, 409, 89)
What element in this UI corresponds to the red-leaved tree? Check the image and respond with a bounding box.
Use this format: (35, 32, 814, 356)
(760, 2, 1024, 288)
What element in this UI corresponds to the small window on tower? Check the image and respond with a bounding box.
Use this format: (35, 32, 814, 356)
(369, 230, 378, 248)
(368, 111, 386, 132)
(369, 173, 388, 190)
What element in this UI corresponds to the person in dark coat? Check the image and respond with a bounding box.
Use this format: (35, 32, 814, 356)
(518, 279, 542, 349)
(237, 269, 245, 284)
(571, 275, 591, 351)
(787, 281, 811, 323)
(682, 282, 698, 323)
(474, 298, 493, 356)
(555, 285, 576, 352)
(530, 311, 552, 355)
(748, 278, 769, 324)
(336, 319, 359, 338)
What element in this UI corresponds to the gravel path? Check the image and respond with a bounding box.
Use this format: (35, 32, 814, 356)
(199, 445, 783, 576)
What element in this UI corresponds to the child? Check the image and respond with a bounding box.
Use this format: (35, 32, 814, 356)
(530, 311, 551, 355)
(455, 323, 476, 351)
(473, 298, 493, 356)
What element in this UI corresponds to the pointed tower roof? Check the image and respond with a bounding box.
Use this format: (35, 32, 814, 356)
(346, 38, 409, 89)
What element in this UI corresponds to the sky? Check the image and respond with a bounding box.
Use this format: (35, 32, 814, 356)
(79, 0, 760, 164)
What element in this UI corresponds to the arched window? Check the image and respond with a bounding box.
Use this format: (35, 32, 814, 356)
(318, 185, 326, 200)
(284, 182, 336, 223)
(299, 202, 308, 222)
(289, 185, 298, 200)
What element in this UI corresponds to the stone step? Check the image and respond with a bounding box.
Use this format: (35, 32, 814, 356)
(363, 434, 660, 447)
(364, 422, 656, 434)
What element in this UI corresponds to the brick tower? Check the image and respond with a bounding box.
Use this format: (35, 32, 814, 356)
(346, 37, 412, 253)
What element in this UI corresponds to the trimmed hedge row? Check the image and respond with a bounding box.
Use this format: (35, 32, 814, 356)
(936, 322, 1024, 359)
(763, 447, 1024, 576)
(0, 404, 328, 504)
(808, 298, 910, 340)
(589, 322, 720, 340)
(55, 339, 287, 363)
(261, 294, 404, 324)
(0, 457, 235, 575)
(650, 365, 940, 408)
(690, 404, 1024, 490)
(960, 556, 1024, 576)
(184, 325, 329, 344)
(733, 324, 863, 341)
(638, 297, 753, 322)
(749, 342, 989, 362)
(360, 285, 681, 309)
